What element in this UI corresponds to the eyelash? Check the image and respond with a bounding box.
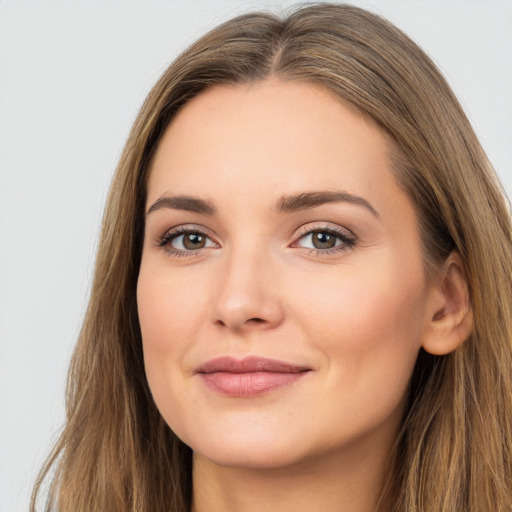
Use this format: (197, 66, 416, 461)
(156, 226, 216, 258)
(156, 224, 357, 258)
(292, 225, 357, 255)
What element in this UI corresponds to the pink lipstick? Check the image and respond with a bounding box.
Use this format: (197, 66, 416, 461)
(196, 356, 311, 397)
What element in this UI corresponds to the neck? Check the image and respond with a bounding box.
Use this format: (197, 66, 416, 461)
(190, 440, 394, 512)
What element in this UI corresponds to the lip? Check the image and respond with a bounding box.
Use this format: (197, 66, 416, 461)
(196, 356, 311, 397)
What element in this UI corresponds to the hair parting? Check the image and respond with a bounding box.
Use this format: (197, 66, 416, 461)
(32, 4, 512, 511)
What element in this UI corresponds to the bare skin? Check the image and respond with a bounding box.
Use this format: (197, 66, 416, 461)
(192, 437, 393, 512)
(137, 80, 472, 512)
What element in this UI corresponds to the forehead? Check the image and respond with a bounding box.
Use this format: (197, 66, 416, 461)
(147, 79, 405, 217)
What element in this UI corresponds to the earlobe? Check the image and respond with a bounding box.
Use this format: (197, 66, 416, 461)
(422, 252, 473, 356)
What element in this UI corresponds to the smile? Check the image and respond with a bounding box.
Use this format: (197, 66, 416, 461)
(196, 356, 312, 397)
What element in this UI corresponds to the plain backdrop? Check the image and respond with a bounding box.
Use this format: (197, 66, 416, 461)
(0, 1, 511, 510)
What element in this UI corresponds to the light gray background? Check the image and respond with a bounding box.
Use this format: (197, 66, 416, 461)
(1, 1, 511, 511)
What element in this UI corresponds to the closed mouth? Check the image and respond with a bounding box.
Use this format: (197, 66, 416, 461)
(196, 356, 312, 397)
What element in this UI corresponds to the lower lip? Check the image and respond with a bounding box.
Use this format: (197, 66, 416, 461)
(200, 371, 309, 397)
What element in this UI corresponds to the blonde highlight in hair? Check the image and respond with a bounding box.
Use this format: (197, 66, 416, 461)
(32, 4, 512, 511)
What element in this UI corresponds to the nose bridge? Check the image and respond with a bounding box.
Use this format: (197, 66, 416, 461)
(210, 239, 283, 331)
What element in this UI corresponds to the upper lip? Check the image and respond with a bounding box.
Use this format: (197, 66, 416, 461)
(196, 356, 311, 374)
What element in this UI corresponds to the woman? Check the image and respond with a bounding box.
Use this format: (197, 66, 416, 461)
(31, 4, 512, 511)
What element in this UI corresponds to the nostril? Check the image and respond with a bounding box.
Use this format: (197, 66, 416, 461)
(213, 316, 267, 329)
(248, 318, 265, 323)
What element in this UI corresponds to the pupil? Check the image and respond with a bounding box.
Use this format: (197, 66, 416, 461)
(313, 232, 336, 249)
(183, 233, 205, 250)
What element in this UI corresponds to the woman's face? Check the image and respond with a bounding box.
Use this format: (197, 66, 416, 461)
(137, 80, 435, 469)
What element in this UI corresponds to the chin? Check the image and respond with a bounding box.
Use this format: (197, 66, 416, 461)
(182, 423, 309, 470)
(194, 443, 306, 470)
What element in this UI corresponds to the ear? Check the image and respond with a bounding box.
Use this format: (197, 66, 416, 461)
(422, 252, 473, 355)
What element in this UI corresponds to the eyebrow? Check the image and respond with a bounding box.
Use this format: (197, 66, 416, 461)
(146, 189, 379, 218)
(146, 195, 216, 216)
(275, 190, 380, 217)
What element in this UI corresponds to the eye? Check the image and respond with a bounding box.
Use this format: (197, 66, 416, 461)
(157, 227, 217, 256)
(293, 226, 356, 253)
(171, 232, 214, 250)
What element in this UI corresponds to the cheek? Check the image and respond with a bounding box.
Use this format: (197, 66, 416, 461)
(136, 264, 207, 415)
(137, 265, 206, 353)
(291, 255, 427, 389)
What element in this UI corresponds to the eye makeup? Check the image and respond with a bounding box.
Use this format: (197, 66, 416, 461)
(155, 222, 357, 259)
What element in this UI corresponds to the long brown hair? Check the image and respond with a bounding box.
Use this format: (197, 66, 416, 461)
(32, 4, 512, 511)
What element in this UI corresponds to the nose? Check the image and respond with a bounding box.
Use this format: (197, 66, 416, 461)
(209, 246, 285, 332)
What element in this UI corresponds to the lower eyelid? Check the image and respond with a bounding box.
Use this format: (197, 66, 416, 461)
(293, 227, 356, 246)
(154, 225, 356, 258)
(156, 226, 214, 246)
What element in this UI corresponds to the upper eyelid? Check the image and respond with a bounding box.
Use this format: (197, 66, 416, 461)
(154, 222, 357, 247)
(290, 223, 358, 253)
(293, 223, 356, 239)
(160, 223, 354, 236)
(154, 224, 218, 249)
(158, 223, 216, 238)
